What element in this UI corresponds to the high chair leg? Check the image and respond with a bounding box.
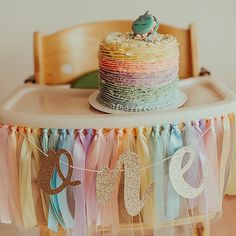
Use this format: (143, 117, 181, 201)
(39, 226, 64, 236)
(194, 222, 211, 236)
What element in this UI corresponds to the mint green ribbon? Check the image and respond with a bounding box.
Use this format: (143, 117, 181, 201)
(41, 128, 65, 231)
(56, 129, 74, 229)
(150, 125, 165, 227)
(161, 124, 183, 220)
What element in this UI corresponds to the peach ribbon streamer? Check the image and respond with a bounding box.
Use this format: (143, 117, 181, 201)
(19, 128, 37, 229)
(225, 114, 236, 194)
(224, 114, 236, 185)
(0, 125, 11, 223)
(8, 126, 23, 227)
(136, 127, 154, 226)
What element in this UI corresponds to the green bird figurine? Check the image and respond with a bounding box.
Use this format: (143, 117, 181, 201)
(132, 11, 159, 41)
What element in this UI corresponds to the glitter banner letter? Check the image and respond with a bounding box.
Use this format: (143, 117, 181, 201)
(38, 149, 81, 195)
(96, 151, 154, 216)
(169, 146, 208, 199)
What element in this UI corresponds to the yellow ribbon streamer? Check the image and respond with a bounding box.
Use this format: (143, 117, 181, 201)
(8, 126, 23, 227)
(29, 128, 48, 224)
(19, 127, 37, 229)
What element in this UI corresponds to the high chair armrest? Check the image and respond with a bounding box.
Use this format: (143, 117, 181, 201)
(24, 75, 35, 84)
(199, 67, 211, 76)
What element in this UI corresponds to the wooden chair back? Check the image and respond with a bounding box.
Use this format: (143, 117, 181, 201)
(34, 20, 198, 85)
(159, 23, 198, 78)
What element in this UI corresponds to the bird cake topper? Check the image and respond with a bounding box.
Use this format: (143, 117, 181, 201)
(132, 11, 159, 41)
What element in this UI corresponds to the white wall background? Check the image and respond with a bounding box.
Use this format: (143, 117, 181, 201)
(0, 0, 236, 235)
(0, 0, 236, 102)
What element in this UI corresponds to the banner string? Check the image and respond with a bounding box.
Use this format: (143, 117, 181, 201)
(18, 124, 211, 173)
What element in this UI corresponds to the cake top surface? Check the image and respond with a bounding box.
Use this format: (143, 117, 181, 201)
(101, 32, 178, 50)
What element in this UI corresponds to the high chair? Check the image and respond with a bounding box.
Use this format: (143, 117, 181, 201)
(31, 21, 210, 236)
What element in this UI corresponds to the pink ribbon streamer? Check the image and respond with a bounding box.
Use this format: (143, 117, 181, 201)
(72, 129, 87, 236)
(191, 120, 210, 217)
(184, 122, 201, 210)
(109, 129, 124, 234)
(204, 119, 220, 213)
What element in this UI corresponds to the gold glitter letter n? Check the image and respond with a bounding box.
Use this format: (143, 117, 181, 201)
(96, 151, 154, 216)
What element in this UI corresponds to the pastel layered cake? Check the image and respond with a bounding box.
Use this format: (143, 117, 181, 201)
(96, 13, 180, 112)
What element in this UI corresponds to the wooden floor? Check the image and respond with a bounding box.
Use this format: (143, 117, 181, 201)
(211, 196, 236, 236)
(0, 224, 38, 236)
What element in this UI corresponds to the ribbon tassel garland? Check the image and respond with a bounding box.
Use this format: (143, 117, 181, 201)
(0, 113, 235, 235)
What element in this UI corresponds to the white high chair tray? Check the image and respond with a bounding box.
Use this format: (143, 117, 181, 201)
(0, 76, 235, 128)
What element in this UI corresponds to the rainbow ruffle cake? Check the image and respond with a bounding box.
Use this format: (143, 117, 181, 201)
(96, 17, 180, 112)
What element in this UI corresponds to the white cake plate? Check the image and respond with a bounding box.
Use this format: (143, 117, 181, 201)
(89, 90, 187, 114)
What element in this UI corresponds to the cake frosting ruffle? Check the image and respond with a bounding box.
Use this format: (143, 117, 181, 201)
(97, 32, 179, 112)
